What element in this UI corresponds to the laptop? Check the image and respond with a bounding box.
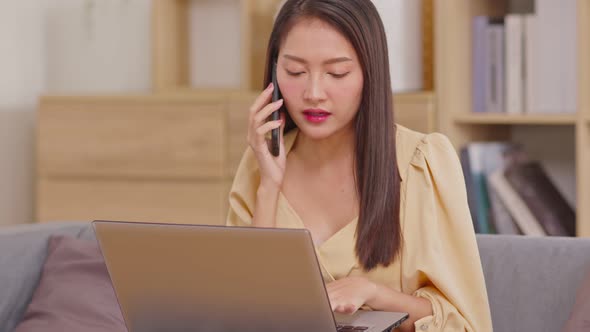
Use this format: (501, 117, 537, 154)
(93, 220, 408, 332)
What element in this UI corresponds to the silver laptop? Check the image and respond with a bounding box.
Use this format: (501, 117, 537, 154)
(93, 220, 408, 332)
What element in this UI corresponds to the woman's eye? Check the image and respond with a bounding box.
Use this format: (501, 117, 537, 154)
(329, 72, 350, 79)
(286, 70, 305, 77)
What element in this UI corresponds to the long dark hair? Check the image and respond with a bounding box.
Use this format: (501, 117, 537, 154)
(264, 0, 401, 271)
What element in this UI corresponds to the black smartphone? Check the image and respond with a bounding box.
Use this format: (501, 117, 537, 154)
(269, 62, 282, 156)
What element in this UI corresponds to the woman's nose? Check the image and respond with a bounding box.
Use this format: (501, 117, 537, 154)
(303, 76, 327, 103)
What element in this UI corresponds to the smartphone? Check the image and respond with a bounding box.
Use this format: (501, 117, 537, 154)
(269, 62, 282, 156)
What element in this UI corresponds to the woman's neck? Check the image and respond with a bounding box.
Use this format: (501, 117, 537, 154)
(290, 125, 356, 172)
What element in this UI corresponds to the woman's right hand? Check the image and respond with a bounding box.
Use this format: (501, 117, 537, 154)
(247, 83, 287, 190)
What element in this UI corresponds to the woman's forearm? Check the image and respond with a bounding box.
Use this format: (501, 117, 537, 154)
(366, 283, 433, 332)
(252, 183, 281, 228)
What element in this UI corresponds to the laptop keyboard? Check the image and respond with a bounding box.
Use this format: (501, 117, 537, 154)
(336, 324, 369, 331)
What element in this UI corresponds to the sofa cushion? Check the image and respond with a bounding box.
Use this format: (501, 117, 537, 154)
(0, 222, 90, 332)
(477, 234, 590, 332)
(562, 270, 590, 331)
(13, 235, 125, 332)
(78, 223, 98, 241)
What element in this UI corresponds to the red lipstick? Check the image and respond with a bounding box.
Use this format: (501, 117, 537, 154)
(303, 109, 331, 123)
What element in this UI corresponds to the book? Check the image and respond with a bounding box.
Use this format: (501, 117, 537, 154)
(472, 16, 489, 113)
(504, 161, 576, 236)
(464, 143, 494, 233)
(460, 147, 480, 233)
(472, 17, 505, 113)
(488, 183, 522, 235)
(488, 169, 546, 236)
(462, 142, 523, 234)
(487, 18, 505, 113)
(508, 0, 535, 14)
(504, 14, 526, 114)
(524, 0, 577, 114)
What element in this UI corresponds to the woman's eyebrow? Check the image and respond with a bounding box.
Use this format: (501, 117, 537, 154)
(283, 54, 352, 65)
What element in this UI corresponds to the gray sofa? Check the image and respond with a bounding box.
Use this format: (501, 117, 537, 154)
(1, 222, 589, 332)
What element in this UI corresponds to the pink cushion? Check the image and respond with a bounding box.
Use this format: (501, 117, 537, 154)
(14, 235, 126, 332)
(562, 270, 590, 332)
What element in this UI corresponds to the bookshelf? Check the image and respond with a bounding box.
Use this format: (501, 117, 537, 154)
(152, 0, 253, 91)
(454, 114, 577, 125)
(151, 0, 436, 93)
(580, 0, 590, 238)
(435, 0, 590, 237)
(152, 0, 190, 91)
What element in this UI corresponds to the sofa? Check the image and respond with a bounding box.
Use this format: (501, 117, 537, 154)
(1, 222, 589, 332)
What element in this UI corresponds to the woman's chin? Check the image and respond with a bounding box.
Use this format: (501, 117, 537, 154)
(295, 125, 332, 140)
(295, 122, 348, 141)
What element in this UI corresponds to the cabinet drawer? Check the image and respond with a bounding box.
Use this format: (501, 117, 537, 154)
(37, 178, 230, 225)
(38, 100, 226, 179)
(227, 94, 254, 176)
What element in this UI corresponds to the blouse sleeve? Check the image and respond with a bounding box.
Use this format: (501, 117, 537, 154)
(225, 148, 259, 227)
(401, 133, 493, 331)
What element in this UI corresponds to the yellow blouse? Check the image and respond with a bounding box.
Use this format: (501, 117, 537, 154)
(226, 125, 493, 332)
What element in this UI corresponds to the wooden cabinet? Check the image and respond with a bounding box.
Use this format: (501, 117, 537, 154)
(36, 91, 434, 225)
(36, 92, 254, 225)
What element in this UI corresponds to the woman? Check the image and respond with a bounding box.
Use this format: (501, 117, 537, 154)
(226, 0, 493, 331)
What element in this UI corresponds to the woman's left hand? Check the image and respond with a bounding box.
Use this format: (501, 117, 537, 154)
(326, 276, 378, 314)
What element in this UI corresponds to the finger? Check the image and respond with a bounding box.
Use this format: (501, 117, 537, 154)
(333, 302, 357, 315)
(250, 83, 274, 115)
(326, 283, 336, 292)
(343, 304, 357, 315)
(253, 99, 284, 125)
(255, 119, 283, 138)
(326, 279, 341, 287)
(325, 282, 337, 293)
(327, 290, 345, 305)
(329, 298, 340, 312)
(334, 304, 348, 314)
(327, 291, 337, 309)
(248, 98, 280, 144)
(326, 281, 347, 293)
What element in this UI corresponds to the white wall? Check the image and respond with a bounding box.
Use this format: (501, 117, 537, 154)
(189, 0, 243, 88)
(45, 0, 152, 93)
(371, 0, 423, 92)
(0, 0, 152, 225)
(0, 2, 45, 226)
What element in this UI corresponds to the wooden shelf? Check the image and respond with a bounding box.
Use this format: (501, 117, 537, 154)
(436, 0, 590, 237)
(40, 90, 254, 105)
(40, 89, 437, 134)
(152, 0, 253, 91)
(453, 114, 578, 125)
(152, 1, 436, 92)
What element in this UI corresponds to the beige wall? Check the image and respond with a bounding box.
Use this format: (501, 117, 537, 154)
(0, 1, 48, 225)
(0, 111, 35, 225)
(189, 0, 243, 88)
(0, 0, 152, 225)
